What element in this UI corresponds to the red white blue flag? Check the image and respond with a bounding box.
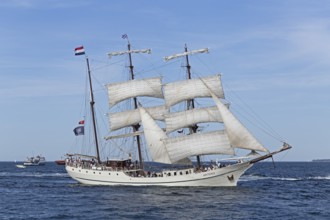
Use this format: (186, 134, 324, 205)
(74, 46, 85, 56)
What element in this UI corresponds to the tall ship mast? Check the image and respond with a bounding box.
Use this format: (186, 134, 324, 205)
(164, 44, 210, 168)
(65, 40, 292, 187)
(107, 40, 152, 171)
(86, 56, 101, 164)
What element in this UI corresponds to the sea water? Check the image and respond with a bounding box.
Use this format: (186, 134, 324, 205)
(0, 162, 329, 220)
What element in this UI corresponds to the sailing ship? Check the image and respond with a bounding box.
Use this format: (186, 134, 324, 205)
(65, 41, 291, 186)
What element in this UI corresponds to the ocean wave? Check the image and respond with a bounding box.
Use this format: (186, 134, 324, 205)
(0, 172, 68, 178)
(241, 174, 299, 182)
(271, 177, 300, 181)
(308, 175, 330, 180)
(239, 174, 269, 181)
(241, 174, 330, 182)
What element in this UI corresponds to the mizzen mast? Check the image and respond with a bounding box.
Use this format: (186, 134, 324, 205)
(86, 57, 101, 164)
(164, 45, 209, 168)
(108, 38, 151, 169)
(74, 46, 101, 163)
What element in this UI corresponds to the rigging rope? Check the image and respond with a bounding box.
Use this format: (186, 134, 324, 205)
(190, 53, 286, 144)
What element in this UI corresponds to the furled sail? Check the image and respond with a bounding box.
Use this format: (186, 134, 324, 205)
(164, 74, 224, 107)
(164, 48, 209, 61)
(209, 91, 269, 152)
(107, 77, 163, 107)
(108, 49, 151, 59)
(165, 106, 223, 133)
(110, 105, 167, 131)
(138, 106, 172, 164)
(163, 131, 235, 163)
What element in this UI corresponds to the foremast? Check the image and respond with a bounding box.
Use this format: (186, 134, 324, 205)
(165, 45, 209, 168)
(108, 40, 151, 170)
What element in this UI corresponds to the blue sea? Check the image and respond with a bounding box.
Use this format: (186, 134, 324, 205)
(0, 162, 329, 220)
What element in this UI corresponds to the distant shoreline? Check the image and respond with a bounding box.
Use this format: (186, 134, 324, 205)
(312, 159, 330, 162)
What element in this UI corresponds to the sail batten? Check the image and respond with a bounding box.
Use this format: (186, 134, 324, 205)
(107, 77, 163, 107)
(163, 131, 235, 163)
(165, 106, 223, 133)
(164, 74, 224, 107)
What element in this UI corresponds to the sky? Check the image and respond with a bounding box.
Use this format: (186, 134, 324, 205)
(1, 0, 330, 162)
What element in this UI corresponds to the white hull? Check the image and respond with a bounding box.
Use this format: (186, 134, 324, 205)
(66, 162, 253, 187)
(16, 164, 26, 169)
(23, 162, 46, 166)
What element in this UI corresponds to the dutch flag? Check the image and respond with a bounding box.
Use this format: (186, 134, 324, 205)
(74, 46, 85, 56)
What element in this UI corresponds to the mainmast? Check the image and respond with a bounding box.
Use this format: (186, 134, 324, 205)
(86, 57, 101, 164)
(165, 45, 209, 168)
(108, 40, 151, 170)
(184, 44, 200, 167)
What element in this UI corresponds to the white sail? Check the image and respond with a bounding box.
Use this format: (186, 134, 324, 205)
(138, 106, 172, 164)
(165, 106, 223, 133)
(110, 105, 167, 131)
(164, 131, 235, 163)
(107, 77, 163, 107)
(210, 91, 269, 152)
(164, 74, 224, 107)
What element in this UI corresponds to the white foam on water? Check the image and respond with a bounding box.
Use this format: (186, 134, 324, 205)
(0, 172, 68, 178)
(240, 174, 300, 182)
(241, 174, 330, 182)
(308, 175, 330, 180)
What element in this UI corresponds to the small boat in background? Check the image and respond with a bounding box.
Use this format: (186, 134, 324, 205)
(16, 164, 26, 169)
(55, 160, 65, 165)
(23, 155, 46, 166)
